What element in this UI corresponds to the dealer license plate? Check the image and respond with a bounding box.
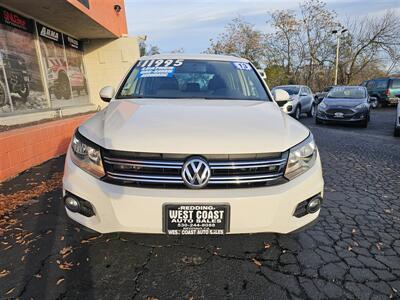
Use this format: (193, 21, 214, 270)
(164, 204, 229, 235)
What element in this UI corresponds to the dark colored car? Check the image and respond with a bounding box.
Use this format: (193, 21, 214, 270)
(316, 86, 371, 128)
(362, 77, 400, 108)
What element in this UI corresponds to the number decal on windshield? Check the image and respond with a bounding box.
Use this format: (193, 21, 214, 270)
(138, 59, 184, 68)
(233, 62, 252, 71)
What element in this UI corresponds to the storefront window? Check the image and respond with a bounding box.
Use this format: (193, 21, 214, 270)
(37, 23, 89, 108)
(64, 34, 89, 105)
(0, 8, 47, 115)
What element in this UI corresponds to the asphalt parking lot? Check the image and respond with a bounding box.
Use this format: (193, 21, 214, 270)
(0, 107, 399, 299)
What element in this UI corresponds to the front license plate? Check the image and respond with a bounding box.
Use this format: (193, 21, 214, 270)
(334, 112, 344, 118)
(164, 204, 229, 235)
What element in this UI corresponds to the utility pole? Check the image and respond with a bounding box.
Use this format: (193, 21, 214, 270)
(332, 28, 347, 86)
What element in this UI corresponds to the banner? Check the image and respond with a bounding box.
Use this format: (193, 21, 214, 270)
(63, 34, 83, 51)
(0, 7, 34, 33)
(36, 23, 63, 45)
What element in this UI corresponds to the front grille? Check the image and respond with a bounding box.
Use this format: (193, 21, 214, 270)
(326, 108, 354, 115)
(102, 150, 288, 189)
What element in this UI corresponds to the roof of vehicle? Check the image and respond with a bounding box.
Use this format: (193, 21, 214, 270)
(139, 53, 249, 63)
(272, 85, 306, 88)
(367, 77, 400, 81)
(332, 85, 366, 89)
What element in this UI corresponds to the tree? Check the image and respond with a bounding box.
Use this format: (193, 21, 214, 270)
(341, 11, 400, 83)
(139, 40, 161, 57)
(206, 17, 265, 66)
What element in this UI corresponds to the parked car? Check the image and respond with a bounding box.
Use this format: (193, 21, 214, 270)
(0, 50, 30, 106)
(63, 54, 324, 235)
(394, 99, 400, 137)
(316, 86, 371, 127)
(362, 77, 400, 108)
(314, 86, 335, 104)
(271, 85, 315, 119)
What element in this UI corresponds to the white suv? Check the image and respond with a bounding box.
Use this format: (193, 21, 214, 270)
(271, 85, 316, 119)
(63, 54, 324, 235)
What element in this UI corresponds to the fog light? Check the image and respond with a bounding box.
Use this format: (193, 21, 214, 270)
(64, 193, 95, 217)
(65, 196, 80, 213)
(287, 105, 293, 112)
(307, 197, 321, 214)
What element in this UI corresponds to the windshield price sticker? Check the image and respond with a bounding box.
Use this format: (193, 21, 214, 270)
(233, 62, 252, 71)
(138, 59, 184, 68)
(165, 205, 228, 235)
(138, 66, 176, 78)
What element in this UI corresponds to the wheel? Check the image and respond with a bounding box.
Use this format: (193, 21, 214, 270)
(294, 105, 301, 120)
(56, 73, 71, 100)
(17, 83, 29, 101)
(370, 99, 378, 109)
(360, 119, 368, 128)
(315, 117, 322, 125)
(0, 80, 7, 106)
(307, 104, 316, 117)
(394, 127, 400, 137)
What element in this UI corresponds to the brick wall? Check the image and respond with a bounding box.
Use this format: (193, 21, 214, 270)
(0, 114, 92, 182)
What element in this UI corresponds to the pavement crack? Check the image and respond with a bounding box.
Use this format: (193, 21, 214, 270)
(131, 247, 155, 299)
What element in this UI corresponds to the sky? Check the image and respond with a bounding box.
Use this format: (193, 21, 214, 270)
(125, 0, 400, 54)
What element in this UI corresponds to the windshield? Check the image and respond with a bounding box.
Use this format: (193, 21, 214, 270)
(327, 87, 366, 99)
(272, 86, 299, 96)
(117, 59, 269, 101)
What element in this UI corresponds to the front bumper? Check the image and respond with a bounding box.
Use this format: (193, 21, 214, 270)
(63, 149, 324, 234)
(317, 110, 367, 122)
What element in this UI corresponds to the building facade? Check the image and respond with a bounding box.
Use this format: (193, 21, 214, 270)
(0, 0, 140, 181)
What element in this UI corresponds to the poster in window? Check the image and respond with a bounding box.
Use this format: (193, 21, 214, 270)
(0, 8, 46, 115)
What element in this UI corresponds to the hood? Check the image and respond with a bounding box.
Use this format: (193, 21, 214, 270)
(323, 98, 366, 107)
(79, 99, 309, 154)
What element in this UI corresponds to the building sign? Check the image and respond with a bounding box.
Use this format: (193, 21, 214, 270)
(78, 0, 90, 9)
(0, 7, 34, 33)
(36, 23, 63, 45)
(63, 34, 83, 51)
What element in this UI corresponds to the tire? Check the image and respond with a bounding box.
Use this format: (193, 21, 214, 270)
(307, 104, 316, 117)
(0, 80, 7, 106)
(294, 105, 301, 120)
(315, 117, 322, 125)
(394, 127, 400, 137)
(360, 119, 368, 128)
(17, 83, 29, 101)
(56, 73, 71, 100)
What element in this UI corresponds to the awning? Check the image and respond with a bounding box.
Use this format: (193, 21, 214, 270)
(0, 0, 120, 39)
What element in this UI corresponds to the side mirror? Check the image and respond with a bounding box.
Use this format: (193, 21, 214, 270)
(272, 89, 290, 102)
(99, 86, 115, 102)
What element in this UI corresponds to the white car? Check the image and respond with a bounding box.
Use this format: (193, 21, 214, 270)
(63, 54, 324, 235)
(271, 85, 316, 119)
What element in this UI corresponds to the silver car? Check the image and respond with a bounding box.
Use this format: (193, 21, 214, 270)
(271, 85, 316, 119)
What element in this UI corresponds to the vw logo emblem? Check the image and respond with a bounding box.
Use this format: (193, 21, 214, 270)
(182, 157, 211, 189)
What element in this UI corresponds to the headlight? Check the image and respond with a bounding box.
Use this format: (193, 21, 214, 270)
(70, 130, 105, 178)
(318, 102, 327, 110)
(285, 134, 317, 180)
(355, 103, 366, 110)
